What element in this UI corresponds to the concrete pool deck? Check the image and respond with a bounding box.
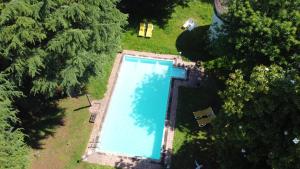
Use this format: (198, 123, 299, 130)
(83, 50, 198, 169)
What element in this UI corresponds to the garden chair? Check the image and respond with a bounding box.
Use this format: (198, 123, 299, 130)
(145, 23, 153, 38)
(138, 23, 146, 37)
(193, 107, 215, 119)
(196, 116, 214, 127)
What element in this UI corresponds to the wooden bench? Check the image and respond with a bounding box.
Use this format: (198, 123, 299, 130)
(89, 113, 97, 123)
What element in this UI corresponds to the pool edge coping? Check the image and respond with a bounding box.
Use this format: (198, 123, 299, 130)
(83, 50, 195, 169)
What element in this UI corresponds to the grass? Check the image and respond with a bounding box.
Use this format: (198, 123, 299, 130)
(172, 86, 219, 169)
(122, 0, 213, 60)
(87, 57, 115, 99)
(29, 96, 115, 169)
(29, 58, 116, 169)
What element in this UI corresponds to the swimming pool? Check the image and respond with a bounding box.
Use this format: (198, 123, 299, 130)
(96, 55, 186, 159)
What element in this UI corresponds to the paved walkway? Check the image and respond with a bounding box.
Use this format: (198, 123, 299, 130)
(84, 50, 200, 169)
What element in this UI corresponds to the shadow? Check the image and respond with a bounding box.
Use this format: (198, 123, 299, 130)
(118, 0, 191, 28)
(170, 86, 219, 169)
(171, 136, 218, 169)
(114, 158, 161, 169)
(131, 74, 166, 159)
(175, 83, 219, 135)
(15, 95, 65, 149)
(129, 61, 185, 159)
(73, 105, 90, 111)
(176, 25, 215, 61)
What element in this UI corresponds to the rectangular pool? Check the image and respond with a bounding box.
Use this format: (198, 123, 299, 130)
(96, 55, 186, 159)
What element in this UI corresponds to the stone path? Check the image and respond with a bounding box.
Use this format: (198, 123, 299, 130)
(83, 50, 200, 169)
(89, 100, 101, 114)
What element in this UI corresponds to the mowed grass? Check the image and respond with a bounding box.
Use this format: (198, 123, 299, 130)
(172, 86, 218, 169)
(122, 0, 213, 57)
(87, 56, 115, 99)
(29, 58, 116, 169)
(29, 96, 115, 169)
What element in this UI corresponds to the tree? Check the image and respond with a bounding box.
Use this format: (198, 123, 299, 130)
(0, 74, 28, 169)
(211, 0, 300, 72)
(0, 1, 126, 167)
(205, 1, 300, 169)
(0, 0, 127, 96)
(213, 65, 300, 169)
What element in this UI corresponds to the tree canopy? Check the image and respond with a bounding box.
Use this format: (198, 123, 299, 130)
(0, 74, 28, 169)
(215, 65, 300, 169)
(0, 0, 127, 96)
(211, 0, 299, 71)
(0, 0, 126, 168)
(211, 1, 300, 169)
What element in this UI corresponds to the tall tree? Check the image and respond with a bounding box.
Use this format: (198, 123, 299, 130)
(0, 74, 28, 169)
(208, 1, 300, 169)
(211, 0, 299, 71)
(0, 0, 127, 96)
(214, 65, 300, 169)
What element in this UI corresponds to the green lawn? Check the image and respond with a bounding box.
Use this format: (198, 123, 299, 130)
(29, 96, 115, 169)
(172, 86, 218, 169)
(122, 0, 213, 61)
(29, 58, 116, 169)
(87, 56, 115, 99)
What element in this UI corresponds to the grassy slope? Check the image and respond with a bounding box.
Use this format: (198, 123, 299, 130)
(122, 0, 213, 56)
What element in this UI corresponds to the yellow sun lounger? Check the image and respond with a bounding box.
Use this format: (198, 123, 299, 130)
(145, 23, 153, 38)
(193, 107, 215, 119)
(138, 23, 146, 37)
(197, 116, 214, 127)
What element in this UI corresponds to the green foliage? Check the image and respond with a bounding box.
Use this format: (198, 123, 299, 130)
(213, 0, 299, 70)
(0, 74, 28, 169)
(215, 65, 300, 169)
(0, 1, 126, 168)
(210, 1, 300, 169)
(0, 0, 127, 96)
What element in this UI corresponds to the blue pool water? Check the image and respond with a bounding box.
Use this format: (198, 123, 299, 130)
(96, 55, 186, 159)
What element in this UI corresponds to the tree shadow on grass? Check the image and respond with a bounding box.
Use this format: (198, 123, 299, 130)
(171, 84, 219, 169)
(175, 81, 219, 135)
(114, 158, 161, 169)
(172, 134, 218, 169)
(176, 25, 217, 61)
(16, 95, 66, 149)
(118, 0, 191, 28)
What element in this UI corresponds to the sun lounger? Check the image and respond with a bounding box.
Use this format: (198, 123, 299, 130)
(196, 117, 214, 127)
(193, 107, 215, 119)
(138, 23, 146, 37)
(145, 23, 153, 38)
